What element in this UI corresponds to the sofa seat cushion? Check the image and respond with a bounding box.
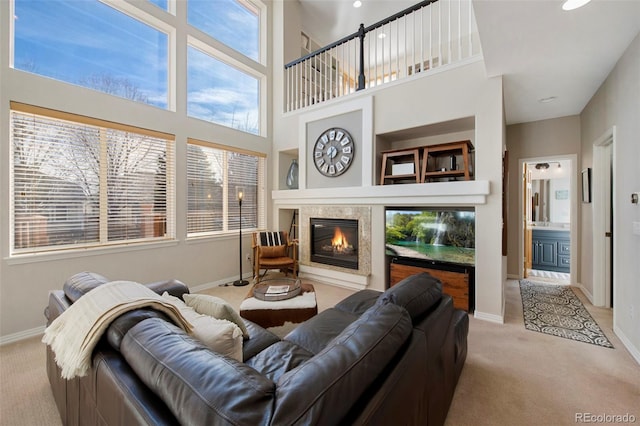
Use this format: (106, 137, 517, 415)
(272, 301, 413, 425)
(121, 318, 275, 426)
(378, 272, 443, 320)
(283, 308, 358, 354)
(245, 341, 313, 382)
(334, 289, 382, 315)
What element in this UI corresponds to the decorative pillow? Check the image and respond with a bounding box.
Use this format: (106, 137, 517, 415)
(161, 293, 243, 361)
(260, 245, 287, 258)
(183, 293, 249, 339)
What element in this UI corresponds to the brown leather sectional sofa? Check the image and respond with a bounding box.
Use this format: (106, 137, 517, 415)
(45, 271, 468, 425)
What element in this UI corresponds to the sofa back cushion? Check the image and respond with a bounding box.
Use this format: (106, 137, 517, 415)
(378, 272, 442, 320)
(271, 301, 412, 425)
(63, 272, 190, 303)
(121, 318, 275, 426)
(63, 271, 110, 303)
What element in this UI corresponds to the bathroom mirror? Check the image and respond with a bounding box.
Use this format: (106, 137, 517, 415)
(531, 177, 570, 224)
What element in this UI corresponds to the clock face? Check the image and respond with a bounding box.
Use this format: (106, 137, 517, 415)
(313, 128, 355, 177)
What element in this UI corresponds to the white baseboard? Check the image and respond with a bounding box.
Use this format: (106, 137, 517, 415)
(507, 273, 521, 280)
(474, 310, 504, 324)
(613, 325, 640, 366)
(575, 282, 594, 304)
(189, 273, 253, 293)
(0, 325, 45, 346)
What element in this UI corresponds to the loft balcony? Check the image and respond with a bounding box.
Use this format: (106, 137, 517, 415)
(285, 0, 482, 113)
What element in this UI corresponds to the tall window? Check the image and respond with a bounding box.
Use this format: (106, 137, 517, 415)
(187, 140, 264, 236)
(13, 0, 169, 109)
(188, 0, 260, 62)
(10, 104, 174, 254)
(187, 45, 260, 135)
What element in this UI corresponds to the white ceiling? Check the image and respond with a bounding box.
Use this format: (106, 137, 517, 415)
(298, 0, 640, 125)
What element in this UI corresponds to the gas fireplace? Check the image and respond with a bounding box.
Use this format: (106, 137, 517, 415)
(310, 218, 359, 270)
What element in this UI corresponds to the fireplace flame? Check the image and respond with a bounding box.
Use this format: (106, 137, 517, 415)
(332, 227, 349, 252)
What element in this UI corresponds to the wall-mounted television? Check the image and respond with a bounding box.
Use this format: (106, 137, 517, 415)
(385, 207, 475, 266)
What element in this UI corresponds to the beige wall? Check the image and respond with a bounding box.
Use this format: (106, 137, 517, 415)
(505, 116, 581, 279)
(580, 33, 640, 360)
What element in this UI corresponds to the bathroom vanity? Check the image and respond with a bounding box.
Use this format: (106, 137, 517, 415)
(531, 227, 570, 273)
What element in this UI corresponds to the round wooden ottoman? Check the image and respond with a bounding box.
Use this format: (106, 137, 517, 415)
(239, 279, 318, 328)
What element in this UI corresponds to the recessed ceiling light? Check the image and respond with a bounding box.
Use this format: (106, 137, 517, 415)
(538, 96, 557, 103)
(562, 0, 592, 11)
(353, 0, 362, 8)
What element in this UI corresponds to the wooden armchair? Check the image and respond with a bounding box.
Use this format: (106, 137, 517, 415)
(252, 231, 298, 283)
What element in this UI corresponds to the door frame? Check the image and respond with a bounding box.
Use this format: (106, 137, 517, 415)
(592, 126, 615, 307)
(518, 154, 577, 284)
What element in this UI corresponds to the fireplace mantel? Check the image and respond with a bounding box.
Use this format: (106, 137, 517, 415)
(272, 180, 490, 206)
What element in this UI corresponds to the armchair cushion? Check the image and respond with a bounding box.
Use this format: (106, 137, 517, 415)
(260, 245, 288, 258)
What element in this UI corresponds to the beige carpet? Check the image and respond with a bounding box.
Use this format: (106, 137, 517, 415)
(1, 279, 638, 426)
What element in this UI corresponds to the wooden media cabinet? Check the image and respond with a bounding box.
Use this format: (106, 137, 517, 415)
(389, 257, 474, 313)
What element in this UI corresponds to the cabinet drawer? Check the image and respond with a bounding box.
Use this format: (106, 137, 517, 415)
(558, 255, 570, 267)
(559, 242, 570, 255)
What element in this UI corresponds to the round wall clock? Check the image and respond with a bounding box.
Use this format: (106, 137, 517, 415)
(312, 127, 355, 177)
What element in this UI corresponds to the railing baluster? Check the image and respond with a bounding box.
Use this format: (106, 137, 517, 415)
(438, 0, 442, 67)
(429, 4, 433, 69)
(458, 0, 462, 60)
(468, 0, 473, 56)
(448, 0, 452, 64)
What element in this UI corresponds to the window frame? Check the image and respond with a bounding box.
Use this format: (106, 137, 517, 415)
(187, 37, 267, 136)
(11, 0, 176, 111)
(9, 102, 176, 256)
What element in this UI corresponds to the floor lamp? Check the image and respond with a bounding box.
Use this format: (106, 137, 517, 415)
(233, 186, 249, 286)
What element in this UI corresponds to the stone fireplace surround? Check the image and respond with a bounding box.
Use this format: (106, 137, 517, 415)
(300, 206, 371, 277)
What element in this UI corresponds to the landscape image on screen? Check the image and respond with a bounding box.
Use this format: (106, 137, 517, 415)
(385, 208, 475, 266)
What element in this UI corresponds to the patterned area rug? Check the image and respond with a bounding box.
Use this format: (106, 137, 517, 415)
(519, 280, 613, 348)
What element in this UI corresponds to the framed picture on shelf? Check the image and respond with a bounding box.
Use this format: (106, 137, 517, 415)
(582, 168, 591, 203)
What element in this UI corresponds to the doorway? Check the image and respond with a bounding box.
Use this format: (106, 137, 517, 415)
(592, 127, 615, 307)
(519, 155, 578, 285)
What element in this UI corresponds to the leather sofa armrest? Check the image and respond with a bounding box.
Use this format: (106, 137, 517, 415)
(45, 290, 72, 325)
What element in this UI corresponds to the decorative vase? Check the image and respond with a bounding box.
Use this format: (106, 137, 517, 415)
(286, 159, 299, 189)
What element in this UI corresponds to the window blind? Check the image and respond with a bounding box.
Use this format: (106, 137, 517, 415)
(11, 107, 173, 254)
(187, 140, 265, 236)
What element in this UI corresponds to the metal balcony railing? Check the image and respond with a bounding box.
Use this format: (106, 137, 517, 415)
(284, 0, 481, 112)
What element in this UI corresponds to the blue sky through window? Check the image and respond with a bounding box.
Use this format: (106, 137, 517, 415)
(188, 46, 259, 135)
(14, 0, 168, 108)
(188, 0, 259, 61)
(147, 0, 168, 12)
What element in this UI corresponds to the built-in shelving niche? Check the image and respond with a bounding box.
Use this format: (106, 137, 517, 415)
(278, 149, 299, 191)
(375, 116, 476, 185)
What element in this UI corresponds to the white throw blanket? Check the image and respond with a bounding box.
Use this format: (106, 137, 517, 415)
(42, 281, 193, 379)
